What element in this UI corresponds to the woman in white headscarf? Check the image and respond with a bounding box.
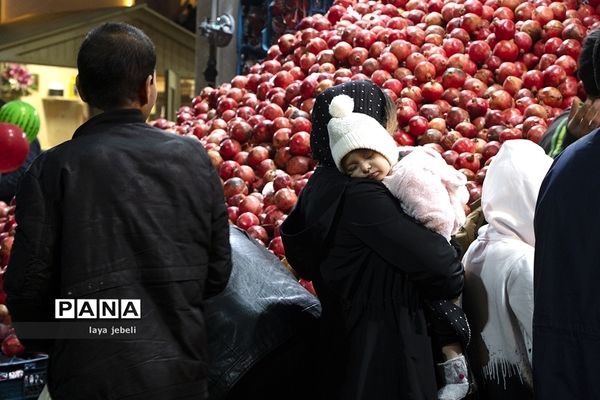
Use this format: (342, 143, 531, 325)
(461, 140, 552, 400)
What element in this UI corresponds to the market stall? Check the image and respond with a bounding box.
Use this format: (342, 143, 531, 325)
(0, 0, 598, 398)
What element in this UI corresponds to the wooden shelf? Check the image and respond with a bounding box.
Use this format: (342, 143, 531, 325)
(42, 97, 83, 103)
(42, 97, 89, 147)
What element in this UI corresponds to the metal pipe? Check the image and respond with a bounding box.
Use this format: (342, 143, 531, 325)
(211, 0, 217, 22)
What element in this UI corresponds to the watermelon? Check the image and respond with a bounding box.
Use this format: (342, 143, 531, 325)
(0, 100, 40, 143)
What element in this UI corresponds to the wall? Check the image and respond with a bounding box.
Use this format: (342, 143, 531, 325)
(137, 0, 181, 21)
(18, 64, 88, 150)
(0, 0, 135, 23)
(14, 64, 192, 150)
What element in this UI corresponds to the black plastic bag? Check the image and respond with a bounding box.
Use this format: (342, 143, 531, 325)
(206, 226, 321, 400)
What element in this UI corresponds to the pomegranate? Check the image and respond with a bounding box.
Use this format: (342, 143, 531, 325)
(454, 153, 481, 173)
(514, 31, 533, 52)
(418, 102, 442, 120)
(234, 165, 256, 185)
(397, 106, 418, 125)
(219, 160, 240, 181)
(556, 77, 577, 100)
(390, 39, 413, 62)
(452, 138, 477, 154)
(543, 65, 567, 87)
(408, 115, 429, 138)
(555, 55, 578, 76)
(455, 122, 478, 139)
(289, 131, 311, 156)
(489, 90, 514, 110)
(442, 68, 467, 89)
(468, 40, 492, 65)
(247, 225, 270, 245)
(274, 188, 298, 213)
(538, 87, 564, 108)
(219, 139, 242, 160)
(223, 177, 248, 198)
(239, 195, 263, 216)
(526, 124, 547, 144)
(493, 19, 516, 40)
(421, 81, 444, 102)
(493, 40, 519, 62)
(268, 237, 286, 258)
(236, 212, 260, 231)
(414, 61, 437, 83)
(446, 107, 470, 129)
(1, 334, 24, 357)
(286, 156, 312, 175)
(417, 129, 443, 146)
(394, 131, 416, 146)
(256, 159, 276, 177)
(466, 98, 489, 119)
(499, 127, 524, 142)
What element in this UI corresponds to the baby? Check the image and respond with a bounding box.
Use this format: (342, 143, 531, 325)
(344, 145, 469, 242)
(328, 94, 469, 241)
(328, 94, 471, 400)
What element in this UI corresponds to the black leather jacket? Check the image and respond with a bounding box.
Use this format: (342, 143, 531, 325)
(5, 109, 232, 400)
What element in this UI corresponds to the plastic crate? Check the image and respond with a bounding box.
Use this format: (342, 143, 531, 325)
(0, 353, 48, 400)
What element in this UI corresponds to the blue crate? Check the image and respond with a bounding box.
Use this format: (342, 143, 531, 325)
(0, 353, 48, 400)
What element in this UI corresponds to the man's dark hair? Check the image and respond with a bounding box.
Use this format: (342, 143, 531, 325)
(578, 27, 600, 98)
(77, 22, 156, 110)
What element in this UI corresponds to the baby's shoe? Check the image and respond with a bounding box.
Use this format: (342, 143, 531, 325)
(437, 355, 469, 400)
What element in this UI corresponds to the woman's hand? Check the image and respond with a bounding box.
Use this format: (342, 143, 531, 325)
(566, 97, 600, 139)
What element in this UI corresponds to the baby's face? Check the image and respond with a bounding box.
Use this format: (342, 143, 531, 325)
(342, 149, 391, 180)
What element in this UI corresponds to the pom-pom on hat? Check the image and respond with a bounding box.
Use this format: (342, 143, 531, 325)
(327, 94, 398, 171)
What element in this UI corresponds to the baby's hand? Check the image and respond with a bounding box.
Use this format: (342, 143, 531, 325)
(566, 97, 600, 139)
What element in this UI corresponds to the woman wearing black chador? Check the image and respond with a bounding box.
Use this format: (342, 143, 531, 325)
(281, 80, 465, 400)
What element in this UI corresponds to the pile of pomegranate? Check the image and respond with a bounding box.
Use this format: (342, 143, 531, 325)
(151, 0, 598, 260)
(2, 0, 597, 299)
(0, 1, 594, 338)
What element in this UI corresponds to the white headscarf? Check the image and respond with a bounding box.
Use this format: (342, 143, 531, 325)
(480, 139, 553, 246)
(462, 139, 553, 390)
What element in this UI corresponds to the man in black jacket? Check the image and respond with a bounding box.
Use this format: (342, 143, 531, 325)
(4, 22, 231, 400)
(533, 26, 600, 399)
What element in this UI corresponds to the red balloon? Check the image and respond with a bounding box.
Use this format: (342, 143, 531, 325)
(0, 123, 29, 173)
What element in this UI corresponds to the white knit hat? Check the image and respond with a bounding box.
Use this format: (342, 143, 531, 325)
(327, 94, 398, 171)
